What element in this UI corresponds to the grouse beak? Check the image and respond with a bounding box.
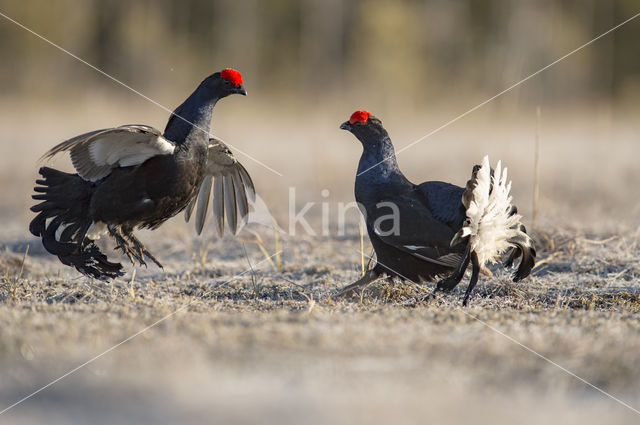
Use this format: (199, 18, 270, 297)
(236, 85, 247, 96)
(339, 121, 351, 131)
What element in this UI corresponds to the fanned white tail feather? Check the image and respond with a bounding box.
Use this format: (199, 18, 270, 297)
(458, 155, 529, 266)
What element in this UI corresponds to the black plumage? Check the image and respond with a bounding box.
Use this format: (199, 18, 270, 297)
(30, 69, 253, 280)
(338, 110, 536, 304)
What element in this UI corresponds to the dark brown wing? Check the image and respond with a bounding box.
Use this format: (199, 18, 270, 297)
(363, 192, 463, 268)
(42, 125, 174, 182)
(185, 137, 255, 236)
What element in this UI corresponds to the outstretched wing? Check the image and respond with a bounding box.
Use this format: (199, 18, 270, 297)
(185, 137, 255, 236)
(43, 125, 175, 182)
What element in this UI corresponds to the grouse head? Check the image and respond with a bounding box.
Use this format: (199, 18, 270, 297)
(201, 68, 247, 98)
(340, 110, 389, 145)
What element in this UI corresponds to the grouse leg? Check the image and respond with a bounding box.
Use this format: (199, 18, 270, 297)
(124, 231, 163, 269)
(431, 243, 472, 296)
(335, 269, 382, 298)
(462, 251, 481, 306)
(108, 226, 141, 265)
(123, 229, 148, 268)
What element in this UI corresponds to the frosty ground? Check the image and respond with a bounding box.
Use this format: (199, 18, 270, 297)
(1, 104, 639, 424)
(1, 213, 639, 424)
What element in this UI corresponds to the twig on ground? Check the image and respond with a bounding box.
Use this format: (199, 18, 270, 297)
(532, 106, 541, 229)
(577, 235, 620, 245)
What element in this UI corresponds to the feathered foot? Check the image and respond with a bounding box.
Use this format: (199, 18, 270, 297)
(335, 269, 382, 298)
(109, 226, 139, 265)
(124, 231, 163, 269)
(108, 226, 162, 269)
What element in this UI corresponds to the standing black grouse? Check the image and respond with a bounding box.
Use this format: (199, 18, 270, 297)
(30, 68, 255, 280)
(338, 110, 535, 305)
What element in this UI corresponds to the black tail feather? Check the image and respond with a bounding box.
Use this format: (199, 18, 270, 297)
(499, 206, 536, 281)
(504, 223, 536, 282)
(29, 167, 124, 280)
(512, 242, 536, 282)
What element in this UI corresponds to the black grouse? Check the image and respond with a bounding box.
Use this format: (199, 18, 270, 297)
(30, 68, 255, 280)
(338, 110, 535, 305)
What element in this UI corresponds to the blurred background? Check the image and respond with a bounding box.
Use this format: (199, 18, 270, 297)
(1, 0, 639, 234)
(1, 3, 640, 425)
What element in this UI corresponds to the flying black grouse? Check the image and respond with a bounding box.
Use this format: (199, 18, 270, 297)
(338, 110, 535, 305)
(30, 68, 255, 280)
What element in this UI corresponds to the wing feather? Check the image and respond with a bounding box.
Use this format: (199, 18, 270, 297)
(237, 163, 256, 202)
(232, 170, 249, 221)
(417, 181, 464, 225)
(212, 176, 225, 237)
(185, 137, 256, 236)
(367, 192, 463, 270)
(184, 198, 195, 222)
(195, 176, 213, 235)
(223, 175, 237, 234)
(42, 125, 174, 182)
(401, 245, 462, 267)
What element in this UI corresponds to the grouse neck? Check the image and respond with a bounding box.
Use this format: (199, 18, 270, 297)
(357, 136, 405, 181)
(163, 87, 220, 147)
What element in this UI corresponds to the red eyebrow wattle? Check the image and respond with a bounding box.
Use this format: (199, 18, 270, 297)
(221, 68, 242, 86)
(349, 110, 371, 124)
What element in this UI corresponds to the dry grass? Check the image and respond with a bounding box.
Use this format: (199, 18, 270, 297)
(1, 101, 639, 424)
(1, 221, 639, 424)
